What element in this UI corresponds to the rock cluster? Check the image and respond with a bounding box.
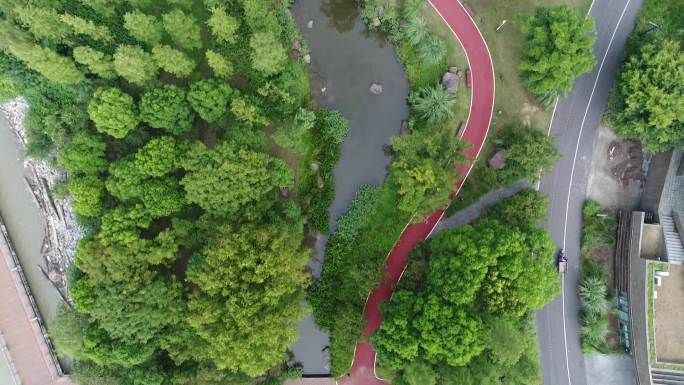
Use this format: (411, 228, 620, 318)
(442, 67, 461, 95)
(369, 82, 383, 95)
(489, 149, 507, 169)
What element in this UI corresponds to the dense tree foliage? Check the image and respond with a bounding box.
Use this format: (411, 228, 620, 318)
(391, 128, 467, 214)
(139, 85, 194, 134)
(186, 79, 234, 123)
(0, 0, 332, 383)
(520, 6, 596, 102)
(185, 222, 309, 376)
(181, 141, 293, 217)
(372, 191, 559, 382)
(608, 41, 683, 151)
(87, 88, 139, 139)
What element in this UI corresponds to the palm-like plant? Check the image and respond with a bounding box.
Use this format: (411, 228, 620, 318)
(416, 34, 446, 64)
(401, 0, 426, 20)
(410, 85, 456, 125)
(581, 313, 608, 346)
(402, 15, 429, 47)
(579, 275, 608, 315)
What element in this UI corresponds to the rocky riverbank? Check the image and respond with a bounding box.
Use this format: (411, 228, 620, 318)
(0, 98, 81, 294)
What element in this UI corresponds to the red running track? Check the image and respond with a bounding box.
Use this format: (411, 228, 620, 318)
(337, 1, 495, 384)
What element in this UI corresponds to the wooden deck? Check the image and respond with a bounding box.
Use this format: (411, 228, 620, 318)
(0, 218, 72, 385)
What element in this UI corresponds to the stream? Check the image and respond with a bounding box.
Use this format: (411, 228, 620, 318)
(0, 113, 65, 383)
(290, 0, 409, 375)
(0, 114, 62, 322)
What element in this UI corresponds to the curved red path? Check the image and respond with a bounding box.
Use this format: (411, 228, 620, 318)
(337, 1, 495, 384)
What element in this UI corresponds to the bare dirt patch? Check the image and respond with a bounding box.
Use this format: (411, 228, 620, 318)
(588, 125, 644, 210)
(654, 265, 684, 364)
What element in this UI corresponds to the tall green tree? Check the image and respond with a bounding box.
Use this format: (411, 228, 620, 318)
(60, 13, 112, 42)
(162, 10, 202, 50)
(123, 11, 163, 45)
(207, 5, 239, 44)
(69, 174, 105, 217)
(249, 32, 287, 76)
(391, 128, 466, 215)
(13, 6, 70, 41)
(520, 6, 595, 100)
(58, 130, 108, 174)
(181, 141, 293, 217)
(87, 87, 139, 139)
(186, 79, 234, 123)
(73, 47, 116, 79)
(610, 41, 684, 151)
(151, 45, 196, 77)
(185, 221, 309, 376)
(139, 85, 194, 134)
(113, 45, 158, 86)
(205, 50, 233, 78)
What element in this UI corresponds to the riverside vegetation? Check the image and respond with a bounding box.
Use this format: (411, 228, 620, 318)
(309, 0, 582, 378)
(0, 0, 348, 384)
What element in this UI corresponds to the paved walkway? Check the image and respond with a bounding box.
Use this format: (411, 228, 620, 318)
(0, 220, 72, 385)
(431, 180, 530, 236)
(338, 1, 495, 383)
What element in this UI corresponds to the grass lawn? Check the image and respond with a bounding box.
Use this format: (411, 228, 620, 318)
(446, 0, 592, 214)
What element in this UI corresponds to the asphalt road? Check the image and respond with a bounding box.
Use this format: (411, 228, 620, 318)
(536, 1, 643, 385)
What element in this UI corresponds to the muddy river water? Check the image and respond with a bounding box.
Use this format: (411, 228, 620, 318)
(290, 0, 409, 375)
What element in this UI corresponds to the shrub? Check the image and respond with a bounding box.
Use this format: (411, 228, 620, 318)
(409, 85, 456, 125)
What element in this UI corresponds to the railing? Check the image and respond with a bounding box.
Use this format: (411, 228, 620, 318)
(0, 214, 65, 378)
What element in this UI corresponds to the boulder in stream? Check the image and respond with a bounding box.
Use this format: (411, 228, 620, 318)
(307, 20, 314, 29)
(369, 82, 383, 95)
(303, 54, 311, 64)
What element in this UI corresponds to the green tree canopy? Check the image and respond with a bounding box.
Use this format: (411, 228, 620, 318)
(187, 79, 234, 123)
(185, 221, 309, 376)
(151, 45, 196, 77)
(249, 32, 287, 76)
(484, 188, 549, 228)
(207, 6, 239, 44)
(58, 130, 108, 174)
(611, 41, 684, 151)
(372, 290, 485, 369)
(479, 226, 559, 316)
(520, 6, 596, 99)
(162, 10, 202, 50)
(13, 6, 70, 42)
(205, 50, 233, 78)
(139, 85, 194, 134)
(391, 128, 466, 215)
(60, 13, 112, 42)
(73, 47, 116, 79)
(123, 11, 163, 45)
(87, 87, 139, 139)
(496, 127, 560, 183)
(69, 174, 104, 217)
(113, 45, 158, 86)
(181, 141, 293, 217)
